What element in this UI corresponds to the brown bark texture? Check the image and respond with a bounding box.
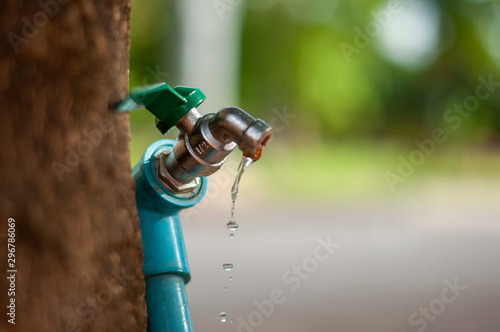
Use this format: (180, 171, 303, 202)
(0, 0, 147, 331)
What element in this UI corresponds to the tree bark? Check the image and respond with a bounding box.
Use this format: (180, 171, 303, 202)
(0, 1, 147, 331)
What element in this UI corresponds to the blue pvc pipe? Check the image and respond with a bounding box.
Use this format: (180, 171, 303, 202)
(146, 275, 192, 332)
(133, 139, 207, 332)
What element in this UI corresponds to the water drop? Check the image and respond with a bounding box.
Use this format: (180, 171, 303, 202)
(226, 221, 238, 231)
(223, 263, 233, 271)
(230, 319, 234, 323)
(224, 287, 228, 291)
(218, 312, 227, 323)
(229, 233, 235, 238)
(229, 276, 233, 281)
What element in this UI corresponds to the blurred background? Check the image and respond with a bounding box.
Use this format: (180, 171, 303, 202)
(128, 0, 500, 331)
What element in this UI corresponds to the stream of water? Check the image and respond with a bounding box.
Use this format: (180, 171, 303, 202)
(220, 156, 254, 323)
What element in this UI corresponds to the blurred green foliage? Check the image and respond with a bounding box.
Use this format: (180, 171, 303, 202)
(240, 0, 500, 143)
(130, 0, 500, 141)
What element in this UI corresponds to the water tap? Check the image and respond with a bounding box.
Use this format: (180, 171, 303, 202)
(117, 83, 272, 193)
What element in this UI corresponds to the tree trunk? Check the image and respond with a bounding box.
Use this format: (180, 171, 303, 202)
(0, 1, 147, 331)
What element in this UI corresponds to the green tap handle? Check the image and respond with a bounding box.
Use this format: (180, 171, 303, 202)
(116, 83, 206, 134)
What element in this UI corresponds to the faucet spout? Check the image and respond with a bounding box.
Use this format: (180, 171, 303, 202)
(209, 107, 272, 161)
(157, 107, 272, 193)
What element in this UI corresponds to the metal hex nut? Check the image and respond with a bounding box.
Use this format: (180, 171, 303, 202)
(156, 152, 199, 194)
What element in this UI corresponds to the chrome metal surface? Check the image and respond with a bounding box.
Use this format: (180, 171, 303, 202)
(158, 106, 272, 192)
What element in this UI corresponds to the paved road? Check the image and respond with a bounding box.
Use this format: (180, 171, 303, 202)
(181, 178, 500, 332)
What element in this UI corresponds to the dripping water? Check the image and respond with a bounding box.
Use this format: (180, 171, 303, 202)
(218, 312, 227, 323)
(230, 156, 253, 219)
(218, 156, 254, 323)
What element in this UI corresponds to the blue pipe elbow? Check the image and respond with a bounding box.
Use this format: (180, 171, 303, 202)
(133, 139, 207, 332)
